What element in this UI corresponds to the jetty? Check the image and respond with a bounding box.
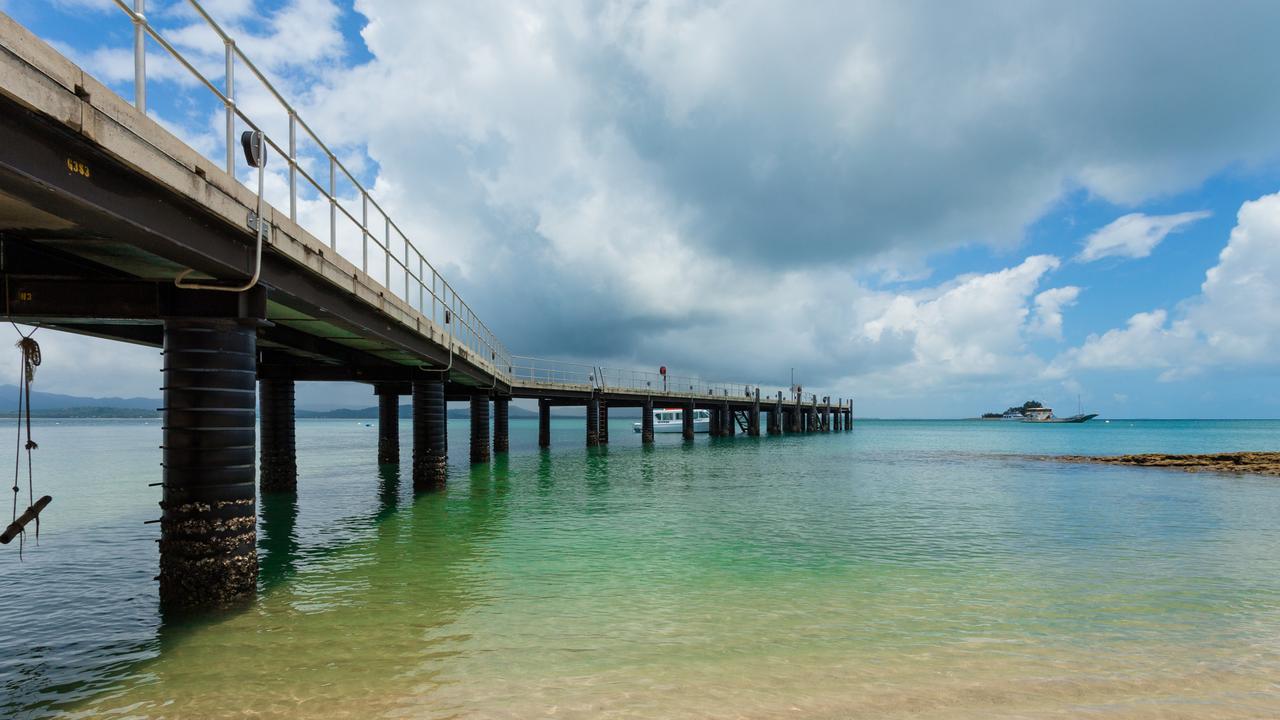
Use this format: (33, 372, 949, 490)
(0, 6, 851, 609)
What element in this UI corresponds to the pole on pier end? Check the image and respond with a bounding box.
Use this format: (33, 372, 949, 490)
(599, 399, 610, 445)
(749, 389, 761, 437)
(259, 378, 296, 492)
(412, 379, 447, 490)
(471, 394, 491, 464)
(159, 318, 259, 610)
(538, 398, 551, 448)
(641, 396, 655, 444)
(586, 393, 600, 447)
(683, 398, 695, 440)
(493, 396, 509, 454)
(375, 383, 401, 466)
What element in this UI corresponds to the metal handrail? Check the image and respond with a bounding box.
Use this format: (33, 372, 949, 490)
(111, 0, 512, 378)
(103, 1, 848, 407)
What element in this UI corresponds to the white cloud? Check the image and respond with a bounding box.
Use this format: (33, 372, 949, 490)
(1056, 190, 1280, 379)
(1077, 210, 1210, 262)
(856, 255, 1062, 386)
(1029, 286, 1081, 339)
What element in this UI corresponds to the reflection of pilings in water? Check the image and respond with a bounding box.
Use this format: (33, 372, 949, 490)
(536, 449, 554, 496)
(257, 491, 299, 591)
(376, 464, 401, 521)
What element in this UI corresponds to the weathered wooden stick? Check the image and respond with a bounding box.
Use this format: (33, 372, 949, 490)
(1, 495, 51, 544)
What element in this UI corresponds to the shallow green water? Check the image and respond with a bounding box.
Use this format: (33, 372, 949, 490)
(2, 418, 1280, 718)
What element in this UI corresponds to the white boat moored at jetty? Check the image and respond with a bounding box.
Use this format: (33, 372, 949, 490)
(634, 408, 712, 433)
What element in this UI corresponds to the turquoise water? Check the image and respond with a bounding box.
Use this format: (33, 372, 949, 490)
(2, 418, 1280, 718)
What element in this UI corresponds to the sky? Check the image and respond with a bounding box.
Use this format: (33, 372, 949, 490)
(2, 0, 1279, 417)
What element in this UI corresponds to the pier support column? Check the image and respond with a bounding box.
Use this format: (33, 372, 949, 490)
(412, 380, 447, 489)
(259, 378, 296, 493)
(749, 390, 761, 437)
(375, 384, 400, 466)
(160, 319, 258, 610)
(471, 395, 491, 464)
(641, 397, 655, 444)
(493, 396, 509, 454)
(708, 405, 720, 438)
(683, 399, 695, 440)
(791, 396, 802, 433)
(538, 398, 551, 448)
(833, 399, 842, 432)
(769, 392, 782, 435)
(586, 394, 600, 447)
(724, 402, 735, 436)
(599, 400, 610, 445)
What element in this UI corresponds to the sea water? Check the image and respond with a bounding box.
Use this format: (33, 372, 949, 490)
(2, 418, 1279, 718)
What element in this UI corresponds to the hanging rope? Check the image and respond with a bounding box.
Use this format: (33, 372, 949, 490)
(2, 324, 51, 558)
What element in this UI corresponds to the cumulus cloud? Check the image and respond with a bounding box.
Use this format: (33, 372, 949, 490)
(1055, 190, 1280, 379)
(1028, 286, 1081, 339)
(290, 0, 1280, 384)
(1077, 211, 1210, 262)
(21, 1, 1280, 413)
(854, 255, 1062, 387)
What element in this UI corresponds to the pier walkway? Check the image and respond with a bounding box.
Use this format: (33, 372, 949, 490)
(0, 6, 850, 609)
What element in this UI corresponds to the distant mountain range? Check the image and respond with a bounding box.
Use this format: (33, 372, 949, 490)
(0, 384, 546, 419)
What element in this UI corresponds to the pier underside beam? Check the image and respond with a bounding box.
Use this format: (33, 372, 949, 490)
(375, 383, 401, 466)
(159, 318, 259, 610)
(413, 380, 447, 489)
(493, 396, 509, 454)
(471, 395, 490, 464)
(538, 398, 551, 448)
(259, 378, 296, 493)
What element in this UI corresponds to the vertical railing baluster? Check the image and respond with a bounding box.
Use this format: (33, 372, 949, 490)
(224, 38, 234, 175)
(360, 192, 369, 273)
(384, 220, 391, 290)
(132, 0, 146, 113)
(328, 153, 336, 249)
(288, 111, 296, 221)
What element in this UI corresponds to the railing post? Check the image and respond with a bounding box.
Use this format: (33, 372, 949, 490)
(288, 111, 297, 221)
(328, 154, 336, 249)
(224, 38, 235, 175)
(361, 192, 369, 273)
(132, 0, 146, 113)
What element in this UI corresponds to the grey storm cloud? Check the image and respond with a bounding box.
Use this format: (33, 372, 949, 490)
(26, 0, 1280, 410)
(293, 0, 1280, 386)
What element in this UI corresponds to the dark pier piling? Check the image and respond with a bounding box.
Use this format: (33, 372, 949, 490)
(538, 398, 551, 448)
(375, 383, 402, 466)
(159, 319, 259, 610)
(641, 397, 655, 444)
(471, 395, 490, 464)
(493, 396, 509, 454)
(587, 394, 600, 447)
(259, 377, 296, 492)
(413, 380, 447, 489)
